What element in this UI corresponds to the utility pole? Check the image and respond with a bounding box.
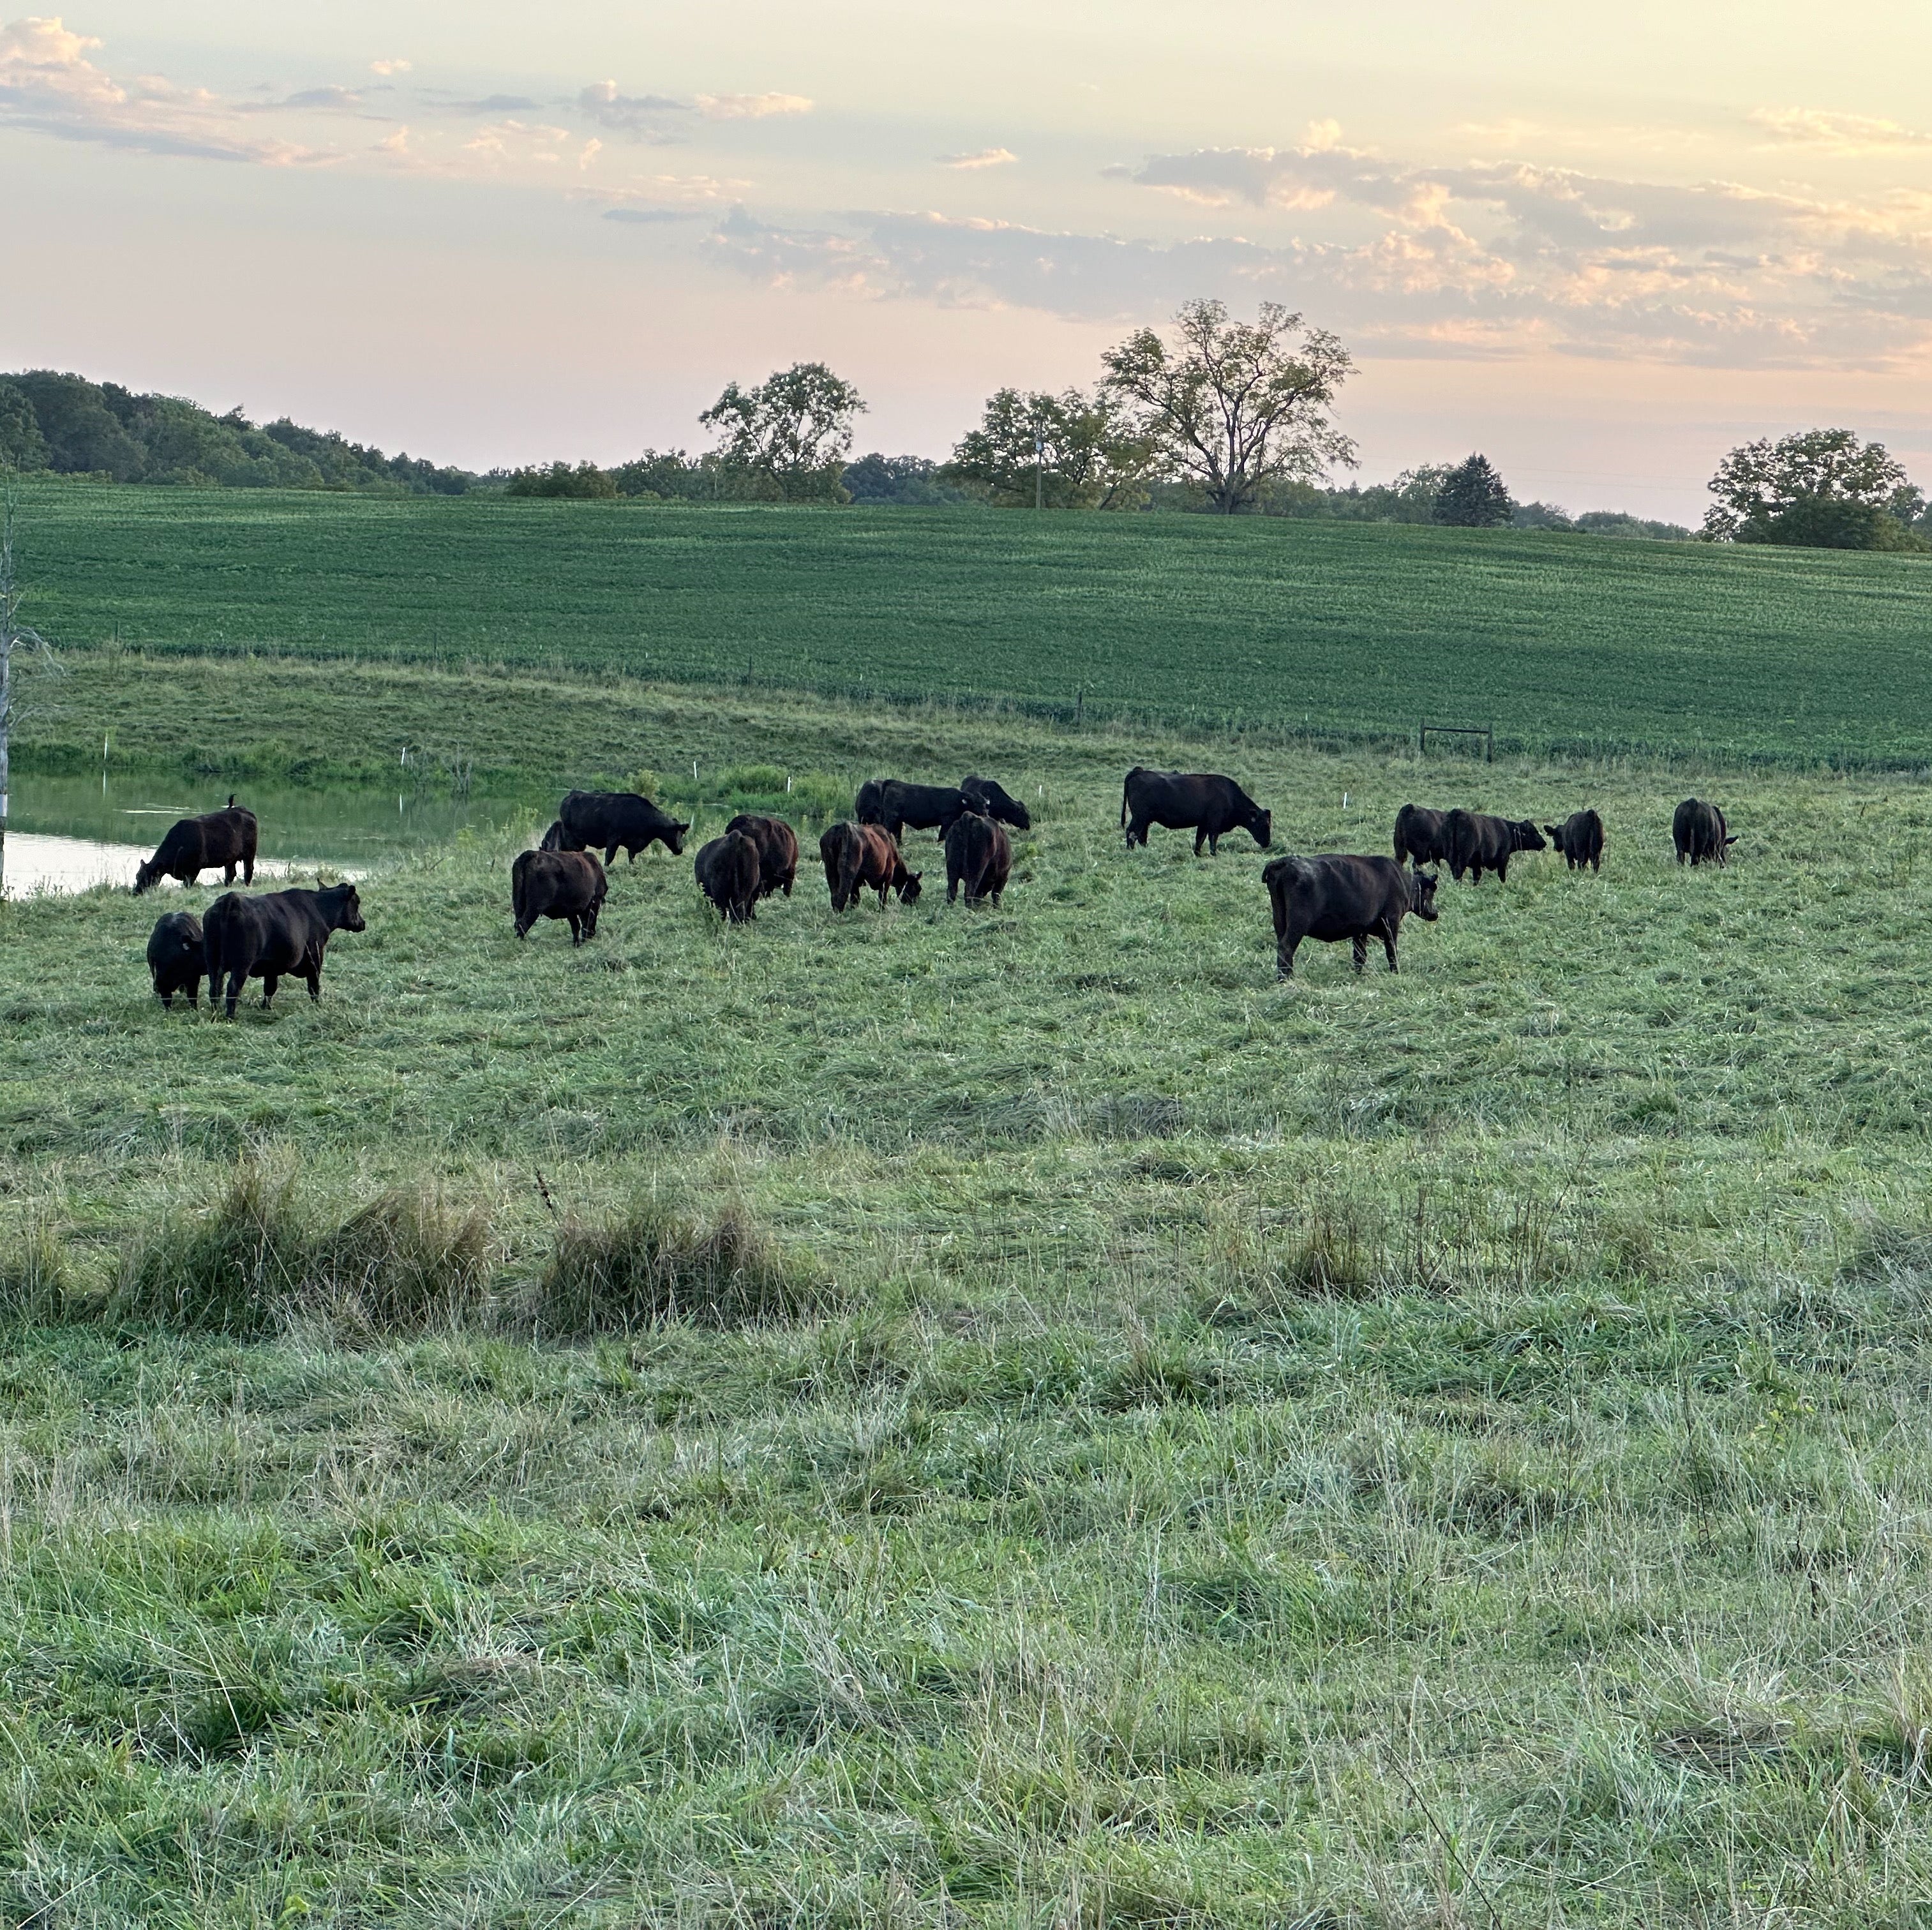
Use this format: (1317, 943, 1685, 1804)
(1034, 413, 1044, 511)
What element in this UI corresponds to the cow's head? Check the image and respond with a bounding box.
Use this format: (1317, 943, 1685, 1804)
(1409, 868, 1441, 920)
(665, 820, 691, 857)
(131, 857, 163, 895)
(1513, 820, 1548, 852)
(1248, 807, 1273, 848)
(1543, 823, 1566, 850)
(325, 883, 366, 933)
(898, 870, 924, 906)
(539, 819, 583, 853)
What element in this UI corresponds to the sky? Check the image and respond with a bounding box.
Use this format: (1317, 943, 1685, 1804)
(10, 3, 1932, 521)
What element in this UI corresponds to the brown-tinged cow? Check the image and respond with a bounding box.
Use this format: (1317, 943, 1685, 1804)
(944, 810, 1012, 908)
(1393, 803, 1450, 868)
(1263, 855, 1439, 979)
(146, 911, 204, 1009)
(204, 882, 364, 1019)
(133, 797, 257, 894)
(1121, 768, 1271, 855)
(820, 821, 922, 911)
(724, 812, 800, 898)
(695, 830, 761, 923)
(513, 848, 606, 944)
(1444, 809, 1546, 884)
(1545, 809, 1605, 872)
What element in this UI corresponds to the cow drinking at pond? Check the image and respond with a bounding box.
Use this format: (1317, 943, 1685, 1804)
(1393, 804, 1450, 869)
(1263, 855, 1438, 979)
(203, 882, 364, 1019)
(1444, 809, 1546, 884)
(1674, 798, 1736, 867)
(695, 830, 761, 924)
(1545, 809, 1605, 872)
(546, 790, 689, 865)
(512, 849, 606, 944)
(820, 821, 922, 911)
(944, 811, 1011, 908)
(724, 813, 800, 899)
(132, 797, 257, 894)
(1121, 768, 1271, 855)
(146, 911, 204, 1009)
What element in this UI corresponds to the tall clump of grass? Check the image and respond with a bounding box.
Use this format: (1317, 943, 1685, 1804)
(535, 1199, 833, 1336)
(110, 1168, 498, 1337)
(0, 1218, 71, 1324)
(111, 1165, 309, 1335)
(1198, 1192, 1389, 1322)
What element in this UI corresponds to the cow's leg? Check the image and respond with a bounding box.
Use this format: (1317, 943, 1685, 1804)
(243, 855, 254, 884)
(1383, 925, 1400, 972)
(223, 972, 244, 1019)
(262, 973, 279, 1008)
(1497, 858, 1509, 883)
(1194, 828, 1206, 855)
(1352, 935, 1368, 973)
(304, 965, 322, 1001)
(184, 869, 200, 888)
(160, 991, 174, 1010)
(224, 862, 236, 885)
(1277, 933, 1299, 979)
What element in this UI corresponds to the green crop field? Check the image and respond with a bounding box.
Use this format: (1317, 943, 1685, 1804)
(14, 477, 1932, 770)
(9, 650, 1932, 1924)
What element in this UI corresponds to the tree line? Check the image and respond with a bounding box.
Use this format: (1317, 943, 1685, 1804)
(8, 305, 1926, 550)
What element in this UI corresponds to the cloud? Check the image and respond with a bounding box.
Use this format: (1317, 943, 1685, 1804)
(1751, 106, 1932, 154)
(696, 90, 810, 119)
(437, 92, 540, 114)
(938, 147, 1016, 170)
(577, 79, 687, 132)
(603, 206, 703, 223)
(706, 128, 1932, 371)
(238, 84, 366, 114)
(370, 57, 410, 77)
(0, 13, 340, 162)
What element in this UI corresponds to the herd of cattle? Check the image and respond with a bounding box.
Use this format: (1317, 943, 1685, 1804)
(125, 773, 1741, 1012)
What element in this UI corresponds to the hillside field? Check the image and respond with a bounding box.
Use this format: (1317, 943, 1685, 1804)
(7, 653, 1932, 1924)
(15, 479, 1932, 768)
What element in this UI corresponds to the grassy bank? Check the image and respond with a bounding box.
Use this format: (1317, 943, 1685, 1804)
(8, 660, 1932, 1923)
(16, 478, 1932, 767)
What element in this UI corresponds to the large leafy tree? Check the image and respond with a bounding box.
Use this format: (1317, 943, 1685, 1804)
(1702, 428, 1925, 550)
(699, 362, 866, 503)
(1433, 453, 1514, 528)
(944, 387, 1155, 510)
(1098, 299, 1354, 515)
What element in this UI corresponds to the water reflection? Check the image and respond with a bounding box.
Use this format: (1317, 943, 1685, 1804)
(2, 832, 358, 899)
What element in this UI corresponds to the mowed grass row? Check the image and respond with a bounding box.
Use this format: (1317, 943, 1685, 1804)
(17, 478, 1932, 767)
(10, 662, 1932, 1923)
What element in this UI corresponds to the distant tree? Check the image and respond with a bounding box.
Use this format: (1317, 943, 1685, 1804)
(1702, 428, 1926, 550)
(1575, 510, 1693, 541)
(944, 388, 1155, 510)
(1434, 454, 1514, 528)
(699, 362, 865, 502)
(504, 461, 620, 499)
(1511, 499, 1575, 532)
(840, 453, 972, 507)
(1100, 299, 1355, 515)
(0, 383, 48, 472)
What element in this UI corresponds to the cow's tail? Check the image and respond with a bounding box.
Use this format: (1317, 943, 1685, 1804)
(1120, 774, 1132, 827)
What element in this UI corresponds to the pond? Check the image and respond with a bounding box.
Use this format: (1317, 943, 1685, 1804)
(4, 773, 545, 897)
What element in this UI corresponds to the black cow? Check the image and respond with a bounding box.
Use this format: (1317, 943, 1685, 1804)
(1545, 809, 1605, 872)
(820, 821, 922, 911)
(513, 849, 606, 943)
(724, 813, 800, 898)
(695, 831, 761, 923)
(1121, 768, 1271, 855)
(1444, 809, 1546, 884)
(960, 774, 1031, 830)
(1263, 855, 1439, 979)
(944, 811, 1012, 908)
(146, 911, 204, 1009)
(1674, 798, 1736, 867)
(133, 797, 257, 894)
(855, 779, 971, 842)
(203, 882, 364, 1019)
(548, 790, 689, 864)
(1393, 804, 1450, 868)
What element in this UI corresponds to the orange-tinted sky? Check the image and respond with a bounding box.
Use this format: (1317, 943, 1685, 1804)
(10, 2, 1932, 520)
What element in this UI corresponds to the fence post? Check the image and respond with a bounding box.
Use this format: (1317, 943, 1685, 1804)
(1075, 686, 1083, 728)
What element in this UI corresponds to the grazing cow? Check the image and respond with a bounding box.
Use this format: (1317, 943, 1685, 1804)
(1674, 798, 1736, 867)
(944, 810, 1012, 908)
(132, 797, 257, 894)
(724, 812, 800, 899)
(146, 911, 204, 1009)
(512, 849, 606, 944)
(1444, 809, 1546, 884)
(1263, 855, 1439, 979)
(695, 831, 761, 923)
(855, 779, 972, 842)
(548, 790, 689, 864)
(1393, 804, 1451, 869)
(820, 821, 923, 911)
(203, 882, 364, 1019)
(960, 774, 1031, 831)
(1545, 809, 1606, 872)
(1121, 768, 1271, 855)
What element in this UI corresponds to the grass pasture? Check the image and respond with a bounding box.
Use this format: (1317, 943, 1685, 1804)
(7, 654, 1932, 1922)
(17, 478, 1932, 768)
